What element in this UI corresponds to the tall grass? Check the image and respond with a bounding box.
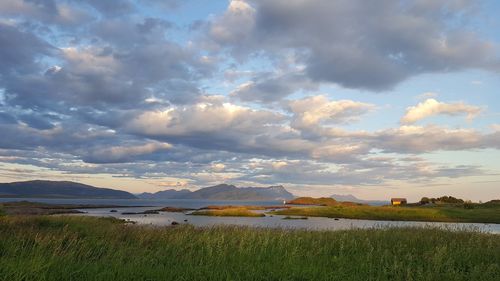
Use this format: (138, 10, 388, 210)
(0, 215, 499, 281)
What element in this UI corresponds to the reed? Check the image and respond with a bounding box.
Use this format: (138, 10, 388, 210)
(0, 215, 498, 281)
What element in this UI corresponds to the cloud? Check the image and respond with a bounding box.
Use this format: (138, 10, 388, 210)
(230, 72, 315, 103)
(209, 0, 499, 91)
(127, 102, 284, 138)
(0, 23, 54, 75)
(82, 142, 173, 164)
(289, 95, 375, 129)
(3, 31, 211, 110)
(373, 125, 483, 153)
(0, 0, 91, 26)
(401, 98, 482, 124)
(209, 0, 256, 49)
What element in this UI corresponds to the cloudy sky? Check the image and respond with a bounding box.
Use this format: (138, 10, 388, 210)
(1, 0, 499, 200)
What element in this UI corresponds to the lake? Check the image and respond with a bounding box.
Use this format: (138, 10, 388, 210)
(2, 198, 499, 234)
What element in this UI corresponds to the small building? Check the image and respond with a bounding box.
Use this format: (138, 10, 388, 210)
(391, 198, 407, 206)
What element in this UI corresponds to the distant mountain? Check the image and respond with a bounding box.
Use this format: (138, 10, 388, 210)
(0, 180, 136, 199)
(138, 184, 295, 201)
(137, 189, 191, 199)
(330, 194, 388, 206)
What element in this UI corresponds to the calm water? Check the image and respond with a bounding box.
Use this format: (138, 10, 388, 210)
(2, 198, 499, 234)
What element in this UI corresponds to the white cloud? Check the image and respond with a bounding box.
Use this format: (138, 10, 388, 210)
(374, 125, 483, 153)
(289, 95, 375, 129)
(127, 102, 283, 136)
(209, 0, 255, 46)
(401, 98, 482, 124)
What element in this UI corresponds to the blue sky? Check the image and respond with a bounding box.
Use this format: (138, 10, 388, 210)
(0, 0, 499, 201)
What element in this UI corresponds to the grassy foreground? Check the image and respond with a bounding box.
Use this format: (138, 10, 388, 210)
(272, 203, 500, 223)
(0, 216, 499, 281)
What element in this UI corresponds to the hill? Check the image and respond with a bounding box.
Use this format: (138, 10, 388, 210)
(137, 189, 191, 199)
(0, 180, 136, 199)
(330, 194, 389, 206)
(137, 184, 294, 201)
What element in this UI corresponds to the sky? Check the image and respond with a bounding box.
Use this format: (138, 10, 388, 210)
(0, 0, 499, 201)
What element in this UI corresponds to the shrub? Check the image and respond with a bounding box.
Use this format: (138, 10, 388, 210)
(420, 197, 430, 205)
(464, 201, 475, 209)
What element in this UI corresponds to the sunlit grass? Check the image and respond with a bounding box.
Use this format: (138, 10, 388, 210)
(0, 215, 498, 281)
(272, 204, 500, 223)
(190, 207, 265, 217)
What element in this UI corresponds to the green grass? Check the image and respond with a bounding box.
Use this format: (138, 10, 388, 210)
(0, 216, 499, 281)
(287, 197, 340, 206)
(272, 204, 500, 223)
(190, 207, 265, 217)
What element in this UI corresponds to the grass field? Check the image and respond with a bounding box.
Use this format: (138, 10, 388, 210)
(190, 207, 265, 217)
(272, 203, 500, 223)
(0, 215, 499, 281)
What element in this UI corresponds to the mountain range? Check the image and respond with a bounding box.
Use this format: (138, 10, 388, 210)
(0, 181, 295, 201)
(0, 180, 385, 203)
(0, 180, 136, 199)
(137, 184, 295, 201)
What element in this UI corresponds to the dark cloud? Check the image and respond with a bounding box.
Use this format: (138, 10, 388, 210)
(230, 71, 316, 103)
(0, 0, 92, 26)
(210, 0, 499, 91)
(0, 23, 53, 75)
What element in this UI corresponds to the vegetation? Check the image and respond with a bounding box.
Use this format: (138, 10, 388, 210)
(287, 197, 340, 206)
(0, 201, 138, 216)
(157, 206, 194, 212)
(420, 196, 465, 205)
(200, 205, 289, 210)
(272, 203, 500, 223)
(0, 215, 499, 281)
(484, 200, 500, 205)
(190, 207, 265, 217)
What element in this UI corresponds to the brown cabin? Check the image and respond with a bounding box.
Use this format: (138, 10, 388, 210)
(391, 198, 407, 206)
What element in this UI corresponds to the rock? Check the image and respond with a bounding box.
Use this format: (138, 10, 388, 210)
(110, 210, 117, 213)
(171, 221, 179, 225)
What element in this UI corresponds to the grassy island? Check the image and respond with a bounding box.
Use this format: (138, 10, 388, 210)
(273, 200, 500, 223)
(190, 207, 265, 217)
(0, 215, 499, 281)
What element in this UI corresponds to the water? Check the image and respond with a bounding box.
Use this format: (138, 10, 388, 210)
(2, 198, 499, 234)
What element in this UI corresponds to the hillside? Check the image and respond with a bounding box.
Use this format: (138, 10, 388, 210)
(137, 189, 191, 199)
(138, 184, 295, 201)
(0, 180, 136, 199)
(330, 194, 389, 206)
